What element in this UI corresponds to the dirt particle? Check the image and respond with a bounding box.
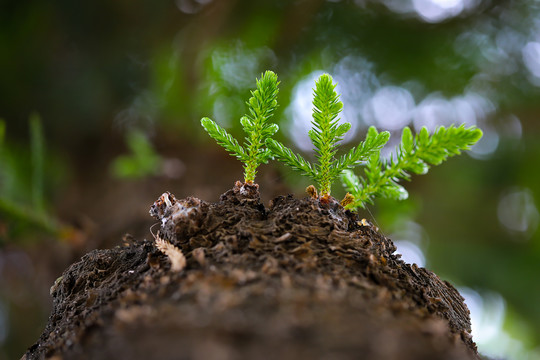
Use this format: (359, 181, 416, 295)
(274, 232, 292, 243)
(261, 256, 279, 275)
(115, 306, 154, 324)
(192, 247, 206, 267)
(147, 252, 161, 269)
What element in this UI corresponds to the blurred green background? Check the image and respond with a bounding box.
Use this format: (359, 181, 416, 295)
(1, 0, 540, 358)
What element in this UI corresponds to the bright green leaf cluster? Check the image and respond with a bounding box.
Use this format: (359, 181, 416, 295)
(341, 124, 483, 209)
(266, 74, 389, 199)
(200, 70, 482, 210)
(201, 71, 279, 183)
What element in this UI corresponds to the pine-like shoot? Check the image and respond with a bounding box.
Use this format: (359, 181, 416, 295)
(341, 124, 483, 209)
(201, 71, 279, 184)
(266, 74, 389, 200)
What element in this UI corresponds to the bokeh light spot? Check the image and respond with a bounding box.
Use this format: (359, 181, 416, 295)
(469, 126, 499, 159)
(412, 0, 465, 23)
(391, 221, 428, 267)
(522, 41, 540, 84)
(393, 240, 426, 267)
(460, 288, 537, 359)
(362, 86, 415, 130)
(497, 187, 539, 239)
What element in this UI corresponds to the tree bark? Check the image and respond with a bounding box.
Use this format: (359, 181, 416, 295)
(24, 183, 479, 360)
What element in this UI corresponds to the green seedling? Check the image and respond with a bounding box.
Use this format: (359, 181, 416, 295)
(200, 70, 482, 210)
(201, 70, 279, 184)
(266, 74, 390, 201)
(341, 124, 483, 210)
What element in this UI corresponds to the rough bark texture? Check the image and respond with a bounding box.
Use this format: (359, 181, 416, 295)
(24, 183, 478, 360)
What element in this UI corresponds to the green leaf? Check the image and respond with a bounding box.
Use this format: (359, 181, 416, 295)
(265, 139, 315, 178)
(401, 126, 414, 153)
(201, 117, 247, 161)
(341, 169, 361, 193)
(343, 124, 483, 210)
(309, 74, 346, 196)
(262, 123, 279, 137)
(243, 71, 280, 182)
(202, 70, 482, 207)
(201, 70, 280, 183)
(380, 182, 409, 201)
(407, 160, 428, 175)
(267, 73, 352, 198)
(334, 127, 390, 174)
(240, 117, 254, 132)
(335, 122, 352, 138)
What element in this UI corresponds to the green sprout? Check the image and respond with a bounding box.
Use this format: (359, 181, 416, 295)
(200, 70, 482, 210)
(341, 124, 483, 209)
(201, 70, 279, 184)
(266, 74, 390, 201)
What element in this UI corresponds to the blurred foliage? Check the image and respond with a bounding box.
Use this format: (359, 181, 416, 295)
(0, 115, 64, 243)
(110, 130, 163, 179)
(1, 0, 540, 358)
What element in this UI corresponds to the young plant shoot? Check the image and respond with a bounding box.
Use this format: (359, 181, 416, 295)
(201, 70, 482, 211)
(266, 74, 390, 202)
(341, 124, 483, 210)
(201, 71, 279, 184)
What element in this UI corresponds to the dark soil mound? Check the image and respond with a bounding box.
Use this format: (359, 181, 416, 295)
(24, 183, 478, 360)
